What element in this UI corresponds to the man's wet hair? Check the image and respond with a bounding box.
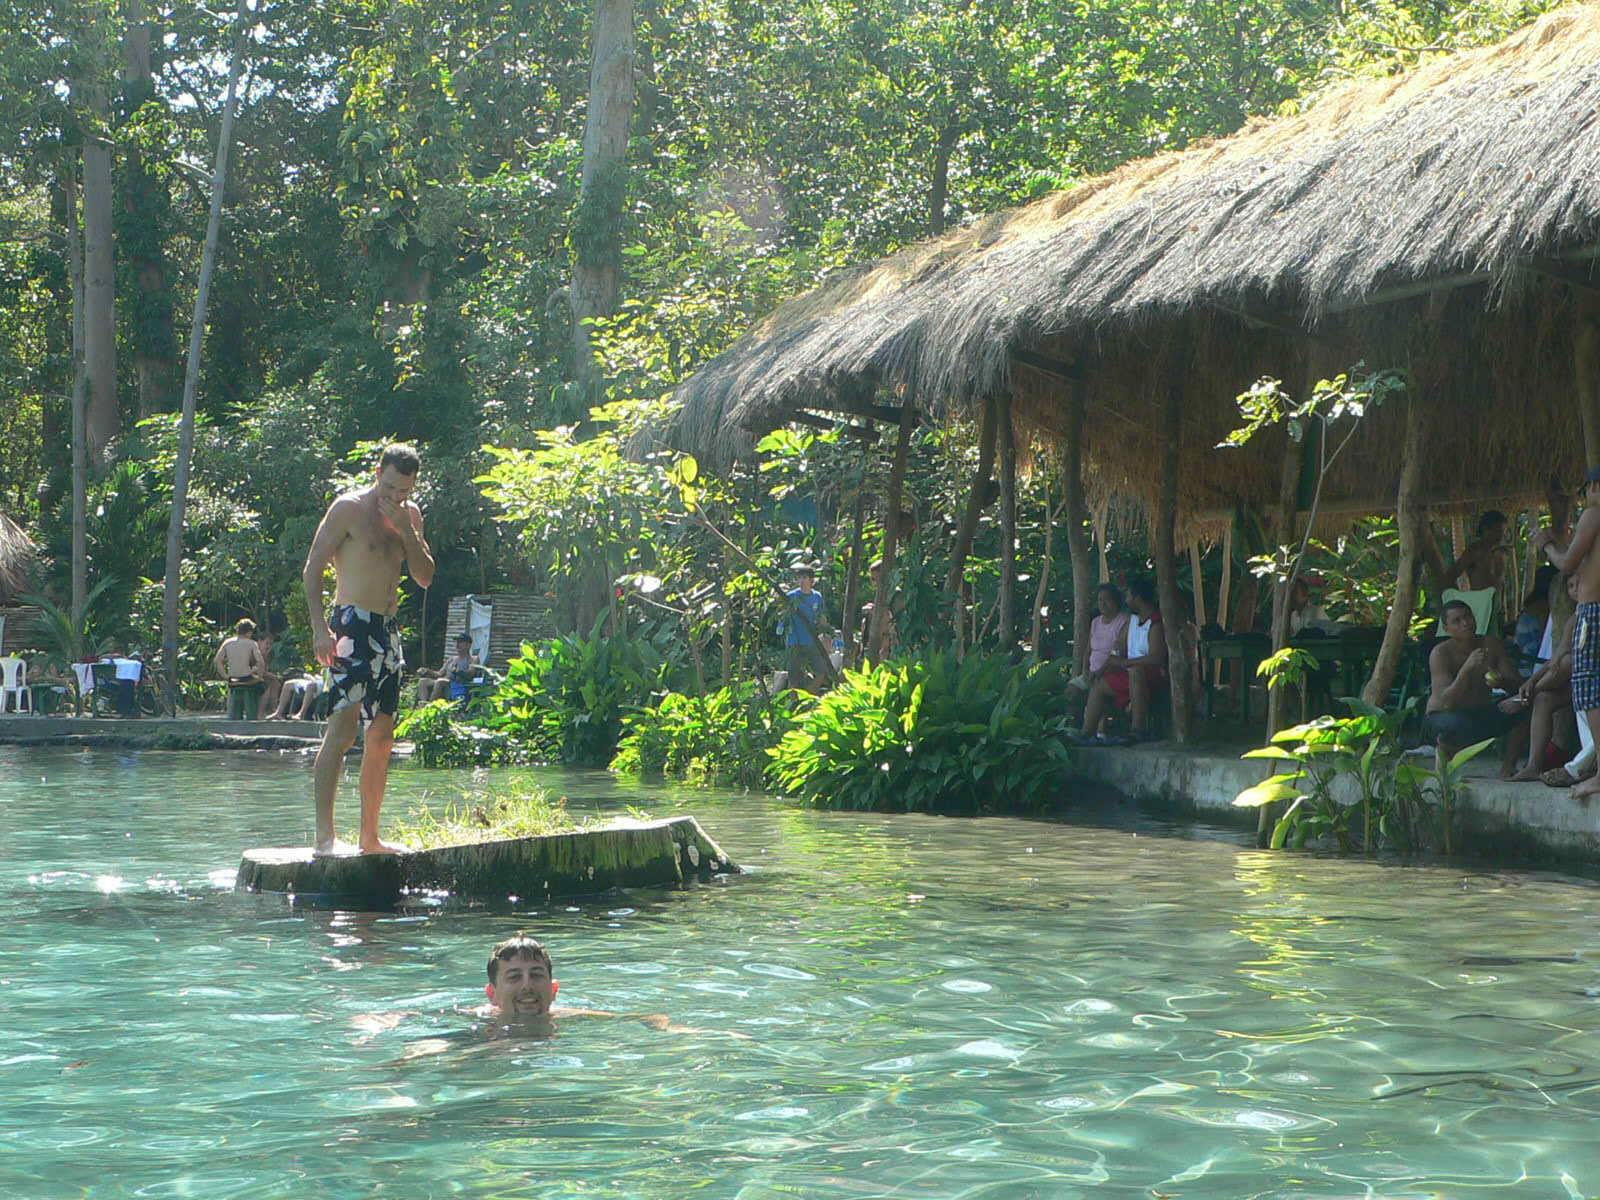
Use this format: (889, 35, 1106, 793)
(379, 443, 421, 477)
(487, 935, 552, 983)
(234, 618, 256, 636)
(1442, 598, 1474, 623)
(1477, 509, 1508, 535)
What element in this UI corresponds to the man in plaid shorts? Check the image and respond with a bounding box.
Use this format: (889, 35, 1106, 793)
(1534, 466, 1600, 801)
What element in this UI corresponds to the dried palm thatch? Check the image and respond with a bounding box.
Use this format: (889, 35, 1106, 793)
(659, 2, 1600, 528)
(0, 511, 38, 604)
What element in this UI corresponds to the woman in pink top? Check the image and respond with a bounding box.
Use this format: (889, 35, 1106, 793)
(1068, 584, 1130, 698)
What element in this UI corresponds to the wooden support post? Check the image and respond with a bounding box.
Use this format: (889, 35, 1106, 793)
(1189, 542, 1207, 628)
(945, 394, 998, 644)
(1215, 521, 1233, 687)
(1363, 390, 1428, 706)
(840, 472, 869, 667)
(870, 403, 916, 661)
(1064, 379, 1094, 674)
(1093, 504, 1110, 582)
(1265, 425, 1303, 738)
(996, 392, 1018, 653)
(1576, 294, 1600, 469)
(1154, 378, 1192, 742)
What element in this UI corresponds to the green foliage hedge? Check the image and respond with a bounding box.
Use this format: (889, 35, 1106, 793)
(767, 650, 1076, 814)
(611, 683, 808, 789)
(488, 622, 683, 767)
(395, 700, 532, 768)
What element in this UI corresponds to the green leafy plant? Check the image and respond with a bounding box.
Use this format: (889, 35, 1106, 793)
(1395, 737, 1495, 856)
(1235, 699, 1420, 853)
(21, 577, 119, 674)
(487, 617, 684, 767)
(612, 683, 807, 788)
(767, 650, 1075, 814)
(396, 699, 532, 767)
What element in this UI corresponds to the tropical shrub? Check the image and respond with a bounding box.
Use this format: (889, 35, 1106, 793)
(396, 699, 531, 767)
(612, 683, 808, 788)
(767, 650, 1076, 814)
(488, 619, 684, 767)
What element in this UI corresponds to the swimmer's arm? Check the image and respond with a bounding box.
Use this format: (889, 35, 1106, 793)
(554, 1005, 750, 1038)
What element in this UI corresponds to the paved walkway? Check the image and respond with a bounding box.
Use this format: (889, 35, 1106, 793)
(0, 713, 325, 744)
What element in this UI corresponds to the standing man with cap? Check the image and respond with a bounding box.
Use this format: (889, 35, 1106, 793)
(783, 563, 831, 693)
(1534, 466, 1600, 799)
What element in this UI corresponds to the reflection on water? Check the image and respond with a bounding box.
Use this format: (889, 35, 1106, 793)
(6, 747, 1600, 1196)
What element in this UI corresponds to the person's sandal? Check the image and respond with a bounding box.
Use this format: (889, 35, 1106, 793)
(1543, 766, 1581, 788)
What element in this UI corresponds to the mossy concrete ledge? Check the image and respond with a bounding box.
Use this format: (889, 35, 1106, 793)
(236, 816, 740, 902)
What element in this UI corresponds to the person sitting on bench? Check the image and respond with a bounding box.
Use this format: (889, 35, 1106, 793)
(1422, 598, 1528, 777)
(1080, 578, 1167, 743)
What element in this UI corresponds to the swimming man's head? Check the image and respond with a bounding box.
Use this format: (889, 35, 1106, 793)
(486, 935, 555, 1019)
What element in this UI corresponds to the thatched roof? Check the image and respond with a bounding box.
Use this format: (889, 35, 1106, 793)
(0, 511, 37, 604)
(659, 2, 1600, 526)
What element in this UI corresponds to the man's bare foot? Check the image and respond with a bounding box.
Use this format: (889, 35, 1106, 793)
(313, 838, 357, 857)
(1510, 766, 1543, 782)
(1573, 777, 1600, 800)
(357, 838, 407, 856)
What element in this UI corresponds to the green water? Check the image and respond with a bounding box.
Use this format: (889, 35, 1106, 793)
(7, 747, 1600, 1198)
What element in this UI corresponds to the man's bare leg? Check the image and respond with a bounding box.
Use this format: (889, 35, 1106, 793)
(357, 710, 403, 854)
(1512, 694, 1562, 781)
(1129, 665, 1149, 734)
(1573, 709, 1600, 798)
(312, 704, 361, 853)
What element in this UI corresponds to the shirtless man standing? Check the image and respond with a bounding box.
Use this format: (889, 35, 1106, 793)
(1534, 467, 1600, 799)
(303, 444, 434, 854)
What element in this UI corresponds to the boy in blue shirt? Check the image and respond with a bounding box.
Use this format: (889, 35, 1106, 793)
(784, 564, 831, 692)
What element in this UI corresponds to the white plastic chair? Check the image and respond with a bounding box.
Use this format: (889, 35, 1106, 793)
(0, 656, 30, 714)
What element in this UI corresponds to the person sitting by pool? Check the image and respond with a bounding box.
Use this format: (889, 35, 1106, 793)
(1066, 583, 1129, 706)
(1423, 598, 1529, 777)
(1512, 571, 1580, 782)
(1079, 578, 1167, 743)
(417, 635, 493, 705)
(262, 671, 322, 721)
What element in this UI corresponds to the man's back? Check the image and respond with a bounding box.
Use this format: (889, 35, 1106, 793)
(218, 636, 260, 680)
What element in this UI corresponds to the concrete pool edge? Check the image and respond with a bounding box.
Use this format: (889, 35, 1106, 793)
(236, 814, 742, 902)
(1070, 744, 1600, 868)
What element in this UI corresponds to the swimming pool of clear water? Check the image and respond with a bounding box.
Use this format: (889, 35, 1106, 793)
(7, 745, 1600, 1197)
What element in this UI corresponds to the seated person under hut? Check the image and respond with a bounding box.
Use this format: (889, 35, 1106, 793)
(1423, 597, 1529, 776)
(1080, 579, 1167, 741)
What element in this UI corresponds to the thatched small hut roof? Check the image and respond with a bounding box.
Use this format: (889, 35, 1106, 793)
(0, 511, 37, 605)
(660, 3, 1600, 528)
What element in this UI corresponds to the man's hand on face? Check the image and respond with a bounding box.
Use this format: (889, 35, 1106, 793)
(377, 496, 411, 537)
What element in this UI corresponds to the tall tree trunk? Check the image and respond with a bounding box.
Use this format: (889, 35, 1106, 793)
(1029, 479, 1058, 664)
(1064, 380, 1094, 675)
(119, 0, 180, 417)
(869, 404, 915, 661)
(945, 393, 998, 643)
(40, 170, 74, 517)
(161, 9, 246, 715)
(569, 0, 635, 409)
(1155, 379, 1192, 742)
(1363, 391, 1428, 706)
(996, 392, 1018, 653)
(928, 120, 959, 236)
(73, 23, 118, 462)
(66, 168, 89, 628)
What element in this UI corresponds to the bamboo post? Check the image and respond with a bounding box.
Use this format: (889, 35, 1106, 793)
(1189, 542, 1207, 627)
(1094, 504, 1110, 582)
(1154, 377, 1192, 742)
(1363, 390, 1428, 706)
(996, 392, 1018, 653)
(1216, 522, 1233, 685)
(1265, 423, 1303, 739)
(869, 403, 916, 661)
(840, 469, 869, 667)
(1064, 379, 1095, 674)
(944, 393, 999, 642)
(1578, 292, 1600, 468)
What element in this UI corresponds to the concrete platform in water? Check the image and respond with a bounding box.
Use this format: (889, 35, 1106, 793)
(0, 714, 325, 748)
(237, 815, 741, 903)
(1073, 742, 1600, 868)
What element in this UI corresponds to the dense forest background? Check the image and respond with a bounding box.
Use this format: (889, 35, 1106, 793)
(0, 0, 1565, 674)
